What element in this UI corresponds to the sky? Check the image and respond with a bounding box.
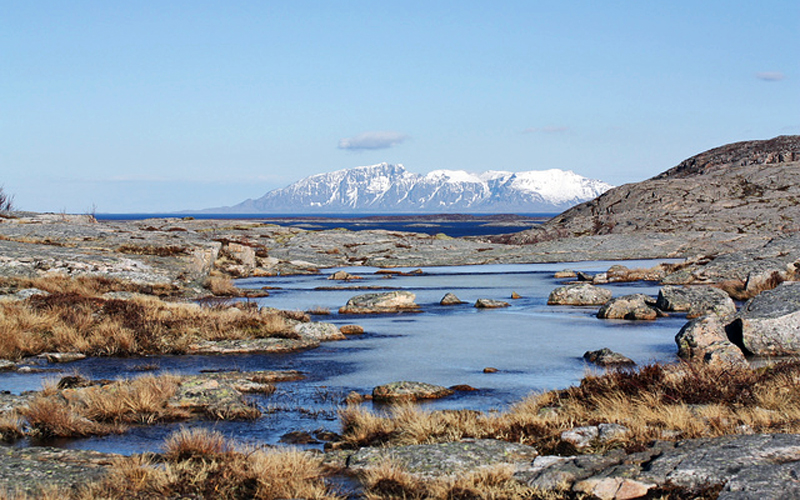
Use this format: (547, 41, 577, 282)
(1, 1, 798, 213)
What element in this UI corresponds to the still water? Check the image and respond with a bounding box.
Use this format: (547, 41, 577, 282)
(7, 260, 687, 455)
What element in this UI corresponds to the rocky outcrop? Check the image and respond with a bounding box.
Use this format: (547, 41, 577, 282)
(597, 294, 659, 320)
(656, 285, 736, 318)
(583, 348, 635, 367)
(371, 381, 454, 403)
(548, 283, 613, 306)
(732, 281, 800, 356)
(338, 291, 419, 314)
(493, 136, 800, 244)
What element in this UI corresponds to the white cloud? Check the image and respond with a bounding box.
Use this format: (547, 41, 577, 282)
(523, 126, 569, 134)
(338, 131, 409, 150)
(756, 72, 785, 82)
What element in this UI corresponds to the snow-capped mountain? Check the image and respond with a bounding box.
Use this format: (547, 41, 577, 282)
(223, 163, 613, 213)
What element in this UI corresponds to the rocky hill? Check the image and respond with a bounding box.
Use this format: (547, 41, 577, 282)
(493, 136, 800, 244)
(211, 163, 613, 214)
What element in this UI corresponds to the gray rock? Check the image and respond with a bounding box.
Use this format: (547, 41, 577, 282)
(346, 439, 538, 478)
(561, 423, 629, 450)
(548, 283, 613, 306)
(597, 294, 659, 320)
(0, 360, 16, 371)
(338, 291, 419, 314)
(657, 285, 736, 318)
(583, 348, 636, 367)
(37, 352, 87, 364)
(474, 298, 510, 309)
(734, 281, 800, 356)
(439, 292, 465, 305)
(372, 381, 454, 402)
(292, 321, 346, 341)
(675, 315, 746, 365)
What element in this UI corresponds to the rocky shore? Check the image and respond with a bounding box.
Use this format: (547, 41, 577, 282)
(1, 136, 799, 498)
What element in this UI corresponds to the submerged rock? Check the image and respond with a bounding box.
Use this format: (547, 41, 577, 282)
(548, 283, 613, 306)
(339, 291, 419, 314)
(656, 285, 736, 319)
(597, 294, 659, 320)
(372, 381, 454, 403)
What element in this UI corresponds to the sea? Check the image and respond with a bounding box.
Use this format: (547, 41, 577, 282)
(94, 213, 556, 238)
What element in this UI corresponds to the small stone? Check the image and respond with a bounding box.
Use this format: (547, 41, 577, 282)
(597, 294, 659, 321)
(39, 352, 87, 364)
(450, 384, 477, 392)
(483, 367, 498, 373)
(440, 293, 465, 305)
(339, 324, 364, 335)
(279, 431, 319, 445)
(554, 269, 577, 279)
(583, 348, 636, 367)
(548, 283, 613, 306)
(474, 298, 510, 309)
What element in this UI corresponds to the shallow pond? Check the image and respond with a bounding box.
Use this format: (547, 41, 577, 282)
(6, 260, 687, 455)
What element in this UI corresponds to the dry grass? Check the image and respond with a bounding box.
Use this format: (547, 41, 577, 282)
(0, 274, 180, 298)
(0, 284, 290, 360)
(360, 461, 561, 500)
(206, 276, 243, 296)
(341, 361, 800, 454)
(80, 428, 341, 500)
(20, 374, 187, 438)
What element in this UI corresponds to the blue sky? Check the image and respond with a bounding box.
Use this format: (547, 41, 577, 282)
(2, 1, 798, 213)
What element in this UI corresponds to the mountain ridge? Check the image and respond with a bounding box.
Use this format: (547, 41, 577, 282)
(207, 163, 613, 214)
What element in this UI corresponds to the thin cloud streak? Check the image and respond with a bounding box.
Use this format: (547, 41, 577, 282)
(756, 72, 785, 81)
(338, 131, 409, 150)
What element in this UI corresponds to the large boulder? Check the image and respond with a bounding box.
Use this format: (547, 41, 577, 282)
(548, 283, 613, 306)
(339, 291, 419, 314)
(732, 281, 800, 356)
(597, 294, 659, 320)
(675, 315, 746, 366)
(656, 285, 736, 319)
(372, 381, 454, 403)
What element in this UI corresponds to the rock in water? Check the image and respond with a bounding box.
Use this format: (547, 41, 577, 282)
(474, 298, 510, 309)
(439, 292, 465, 305)
(597, 294, 659, 320)
(733, 281, 800, 356)
(548, 283, 613, 306)
(293, 321, 346, 341)
(372, 381, 454, 402)
(656, 285, 736, 318)
(339, 291, 419, 314)
(583, 348, 636, 367)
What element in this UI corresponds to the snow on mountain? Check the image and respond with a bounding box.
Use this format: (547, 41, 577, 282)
(224, 163, 613, 213)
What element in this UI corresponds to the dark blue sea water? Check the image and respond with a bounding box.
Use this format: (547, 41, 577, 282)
(94, 213, 555, 238)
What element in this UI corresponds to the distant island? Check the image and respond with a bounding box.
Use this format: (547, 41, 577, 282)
(197, 163, 613, 214)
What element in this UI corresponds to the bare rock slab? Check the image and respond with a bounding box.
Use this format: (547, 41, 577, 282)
(339, 291, 419, 314)
(733, 281, 800, 356)
(656, 285, 736, 319)
(548, 283, 613, 306)
(372, 381, 454, 403)
(346, 439, 538, 478)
